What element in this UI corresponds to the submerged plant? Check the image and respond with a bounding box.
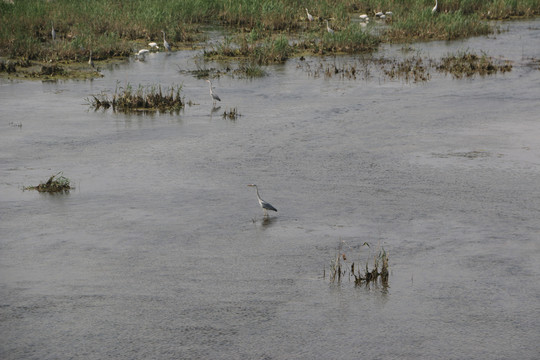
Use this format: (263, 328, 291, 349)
(24, 172, 72, 193)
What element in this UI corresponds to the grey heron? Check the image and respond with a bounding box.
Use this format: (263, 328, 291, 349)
(88, 51, 94, 68)
(206, 80, 221, 105)
(305, 8, 313, 22)
(247, 184, 277, 217)
(326, 20, 334, 34)
(432, 0, 438, 14)
(161, 30, 172, 52)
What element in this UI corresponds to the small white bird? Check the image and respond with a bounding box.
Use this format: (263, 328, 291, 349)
(359, 14, 369, 21)
(148, 42, 159, 49)
(206, 80, 221, 105)
(326, 20, 334, 34)
(432, 0, 438, 14)
(375, 11, 384, 17)
(247, 184, 277, 217)
(385, 11, 393, 17)
(305, 8, 313, 22)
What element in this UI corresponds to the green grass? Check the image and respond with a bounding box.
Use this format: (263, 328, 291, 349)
(1, 0, 539, 63)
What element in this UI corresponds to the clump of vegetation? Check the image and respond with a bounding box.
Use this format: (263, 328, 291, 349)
(24, 172, 72, 193)
(381, 55, 431, 82)
(39, 64, 65, 76)
(222, 107, 241, 120)
(326, 241, 389, 287)
(88, 83, 185, 112)
(436, 50, 512, 78)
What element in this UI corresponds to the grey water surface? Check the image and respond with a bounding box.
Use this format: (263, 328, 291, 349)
(1, 19, 539, 359)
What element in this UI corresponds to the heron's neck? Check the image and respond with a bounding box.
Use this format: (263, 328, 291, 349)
(255, 187, 262, 201)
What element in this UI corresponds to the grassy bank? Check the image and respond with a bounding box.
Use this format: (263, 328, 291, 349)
(1, 0, 539, 65)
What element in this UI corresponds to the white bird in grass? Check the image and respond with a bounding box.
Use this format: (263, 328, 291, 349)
(161, 30, 172, 52)
(385, 11, 393, 17)
(375, 11, 384, 18)
(326, 20, 334, 34)
(247, 184, 277, 217)
(359, 14, 369, 22)
(206, 80, 221, 105)
(148, 42, 159, 50)
(432, 0, 438, 14)
(305, 8, 313, 22)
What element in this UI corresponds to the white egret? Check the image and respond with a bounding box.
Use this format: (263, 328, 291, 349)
(136, 49, 150, 61)
(247, 184, 277, 217)
(385, 11, 393, 17)
(148, 42, 159, 49)
(326, 20, 334, 34)
(206, 80, 221, 105)
(375, 11, 383, 17)
(432, 0, 438, 14)
(305, 8, 313, 22)
(359, 14, 369, 21)
(161, 30, 172, 52)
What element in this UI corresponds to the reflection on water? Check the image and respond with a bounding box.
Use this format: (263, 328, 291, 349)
(1, 19, 540, 360)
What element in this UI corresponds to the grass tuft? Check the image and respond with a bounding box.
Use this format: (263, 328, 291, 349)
(327, 240, 389, 287)
(24, 172, 72, 193)
(88, 83, 185, 113)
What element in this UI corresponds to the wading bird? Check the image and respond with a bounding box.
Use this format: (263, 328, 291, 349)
(88, 51, 94, 69)
(161, 30, 172, 52)
(148, 42, 159, 50)
(51, 23, 56, 41)
(206, 80, 221, 105)
(305, 8, 313, 22)
(359, 14, 369, 22)
(432, 0, 438, 14)
(326, 20, 334, 34)
(136, 49, 150, 60)
(247, 184, 277, 217)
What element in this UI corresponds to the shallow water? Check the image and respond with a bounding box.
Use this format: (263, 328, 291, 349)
(1, 19, 540, 359)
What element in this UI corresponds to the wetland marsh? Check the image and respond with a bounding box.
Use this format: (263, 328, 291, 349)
(1, 4, 540, 360)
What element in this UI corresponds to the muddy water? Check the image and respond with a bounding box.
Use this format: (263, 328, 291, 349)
(1, 19, 540, 359)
